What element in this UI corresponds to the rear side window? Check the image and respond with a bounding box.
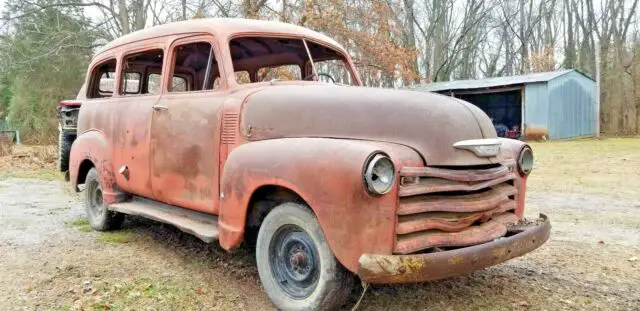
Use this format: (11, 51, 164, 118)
(123, 72, 141, 94)
(122, 49, 163, 96)
(98, 72, 115, 94)
(147, 74, 186, 94)
(148, 73, 161, 94)
(88, 59, 116, 99)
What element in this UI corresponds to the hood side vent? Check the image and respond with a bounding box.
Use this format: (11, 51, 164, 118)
(221, 112, 239, 144)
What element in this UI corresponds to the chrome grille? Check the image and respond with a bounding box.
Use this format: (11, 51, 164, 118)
(395, 163, 519, 254)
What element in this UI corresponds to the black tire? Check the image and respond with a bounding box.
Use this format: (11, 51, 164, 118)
(256, 203, 354, 311)
(84, 168, 124, 231)
(58, 131, 75, 172)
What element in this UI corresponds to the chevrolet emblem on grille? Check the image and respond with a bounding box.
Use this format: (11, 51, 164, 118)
(453, 139, 502, 157)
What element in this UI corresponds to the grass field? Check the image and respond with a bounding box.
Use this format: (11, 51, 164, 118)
(528, 137, 640, 199)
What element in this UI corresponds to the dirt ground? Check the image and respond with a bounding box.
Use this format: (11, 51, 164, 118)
(0, 138, 639, 311)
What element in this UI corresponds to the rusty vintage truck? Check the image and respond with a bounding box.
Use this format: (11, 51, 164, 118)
(60, 18, 550, 311)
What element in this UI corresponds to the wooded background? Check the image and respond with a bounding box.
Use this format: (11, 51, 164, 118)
(1, 0, 639, 143)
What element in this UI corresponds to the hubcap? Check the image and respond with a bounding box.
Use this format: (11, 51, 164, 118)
(269, 225, 320, 299)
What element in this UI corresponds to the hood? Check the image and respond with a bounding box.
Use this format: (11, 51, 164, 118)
(240, 84, 499, 166)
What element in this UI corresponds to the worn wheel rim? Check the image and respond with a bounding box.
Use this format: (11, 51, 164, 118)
(269, 224, 320, 299)
(87, 179, 104, 219)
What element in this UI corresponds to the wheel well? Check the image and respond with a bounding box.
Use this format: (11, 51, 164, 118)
(76, 159, 95, 186)
(244, 185, 307, 244)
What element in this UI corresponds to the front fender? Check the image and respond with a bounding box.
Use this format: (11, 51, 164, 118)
(70, 130, 123, 205)
(499, 138, 530, 217)
(218, 138, 422, 272)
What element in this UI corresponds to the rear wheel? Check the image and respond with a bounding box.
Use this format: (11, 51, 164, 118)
(58, 131, 75, 172)
(256, 203, 354, 311)
(84, 168, 124, 231)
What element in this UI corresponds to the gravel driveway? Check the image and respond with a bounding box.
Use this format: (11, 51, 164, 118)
(0, 177, 638, 311)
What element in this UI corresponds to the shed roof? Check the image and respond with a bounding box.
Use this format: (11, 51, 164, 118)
(410, 69, 594, 93)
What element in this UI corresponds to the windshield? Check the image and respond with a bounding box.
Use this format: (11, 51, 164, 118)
(228, 37, 358, 85)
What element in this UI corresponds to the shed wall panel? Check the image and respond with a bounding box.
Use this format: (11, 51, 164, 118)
(547, 71, 597, 139)
(524, 83, 548, 129)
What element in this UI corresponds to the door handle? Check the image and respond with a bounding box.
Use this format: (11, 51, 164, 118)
(152, 104, 168, 111)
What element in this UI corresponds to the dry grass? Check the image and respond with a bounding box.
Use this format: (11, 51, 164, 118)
(66, 217, 92, 233)
(527, 137, 640, 199)
(0, 141, 13, 156)
(0, 144, 59, 180)
(97, 230, 138, 244)
(75, 278, 216, 311)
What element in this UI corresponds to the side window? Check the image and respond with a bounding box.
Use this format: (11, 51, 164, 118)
(122, 49, 163, 95)
(172, 76, 188, 92)
(123, 72, 141, 94)
(88, 59, 116, 99)
(170, 41, 218, 92)
(147, 73, 161, 95)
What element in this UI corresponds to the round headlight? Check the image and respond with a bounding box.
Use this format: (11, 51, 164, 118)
(364, 154, 395, 195)
(518, 147, 534, 176)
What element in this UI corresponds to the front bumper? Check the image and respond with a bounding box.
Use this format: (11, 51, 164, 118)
(357, 214, 550, 284)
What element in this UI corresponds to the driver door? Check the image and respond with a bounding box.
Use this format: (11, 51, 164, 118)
(149, 35, 225, 214)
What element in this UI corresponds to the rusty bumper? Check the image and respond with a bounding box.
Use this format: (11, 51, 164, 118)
(357, 214, 550, 284)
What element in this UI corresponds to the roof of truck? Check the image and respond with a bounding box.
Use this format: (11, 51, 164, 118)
(99, 18, 344, 54)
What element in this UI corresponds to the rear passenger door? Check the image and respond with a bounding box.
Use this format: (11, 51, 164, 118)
(149, 35, 226, 214)
(110, 47, 165, 199)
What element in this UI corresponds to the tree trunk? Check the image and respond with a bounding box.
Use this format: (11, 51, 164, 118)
(117, 0, 130, 34)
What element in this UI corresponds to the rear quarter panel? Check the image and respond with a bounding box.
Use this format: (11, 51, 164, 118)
(69, 130, 123, 205)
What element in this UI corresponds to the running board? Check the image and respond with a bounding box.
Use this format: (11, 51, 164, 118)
(109, 196, 219, 243)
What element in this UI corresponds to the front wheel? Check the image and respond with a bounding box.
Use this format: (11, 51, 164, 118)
(84, 168, 124, 231)
(256, 203, 354, 311)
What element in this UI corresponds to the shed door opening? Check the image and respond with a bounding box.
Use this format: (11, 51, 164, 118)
(455, 90, 522, 138)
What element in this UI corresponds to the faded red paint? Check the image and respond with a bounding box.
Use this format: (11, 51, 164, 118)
(68, 18, 549, 282)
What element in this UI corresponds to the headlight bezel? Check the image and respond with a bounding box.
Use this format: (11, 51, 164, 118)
(363, 153, 395, 195)
(517, 146, 534, 176)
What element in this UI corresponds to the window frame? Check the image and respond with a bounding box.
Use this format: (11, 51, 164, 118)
(86, 56, 118, 100)
(225, 34, 362, 86)
(118, 45, 166, 98)
(165, 34, 226, 94)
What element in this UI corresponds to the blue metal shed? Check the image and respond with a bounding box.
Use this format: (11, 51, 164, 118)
(409, 69, 597, 140)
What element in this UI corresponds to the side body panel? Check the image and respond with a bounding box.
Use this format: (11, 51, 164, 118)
(150, 91, 225, 213)
(69, 130, 124, 204)
(73, 96, 156, 199)
(108, 95, 157, 198)
(73, 38, 170, 200)
(148, 34, 228, 214)
(218, 138, 423, 272)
